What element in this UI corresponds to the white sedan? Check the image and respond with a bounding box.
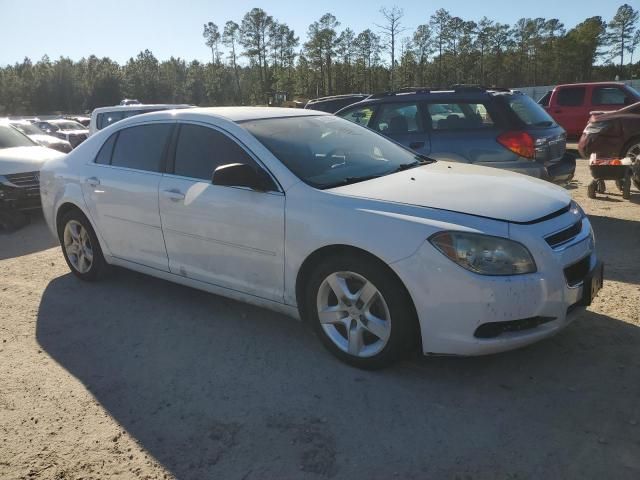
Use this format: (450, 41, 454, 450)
(40, 107, 602, 368)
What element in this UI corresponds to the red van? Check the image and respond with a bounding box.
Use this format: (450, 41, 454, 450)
(538, 82, 640, 138)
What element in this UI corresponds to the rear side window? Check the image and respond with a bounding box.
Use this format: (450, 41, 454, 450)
(337, 106, 375, 127)
(111, 124, 173, 172)
(556, 87, 586, 107)
(427, 103, 494, 130)
(592, 87, 627, 106)
(97, 111, 125, 130)
(370, 103, 424, 134)
(503, 95, 556, 127)
(95, 133, 117, 165)
(538, 91, 551, 107)
(173, 124, 255, 180)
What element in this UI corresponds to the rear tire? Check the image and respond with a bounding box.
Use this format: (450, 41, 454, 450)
(587, 181, 597, 199)
(303, 253, 418, 369)
(622, 175, 631, 200)
(596, 179, 606, 194)
(58, 209, 108, 281)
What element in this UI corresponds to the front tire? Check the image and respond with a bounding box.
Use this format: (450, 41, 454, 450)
(304, 253, 418, 369)
(58, 210, 107, 281)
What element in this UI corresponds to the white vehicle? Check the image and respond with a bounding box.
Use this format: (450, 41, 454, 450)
(34, 119, 89, 148)
(40, 107, 602, 368)
(0, 122, 64, 215)
(9, 120, 72, 153)
(88, 104, 193, 136)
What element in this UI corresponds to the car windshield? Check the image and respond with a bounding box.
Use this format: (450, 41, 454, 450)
(504, 94, 557, 127)
(241, 115, 430, 189)
(11, 123, 42, 136)
(0, 125, 36, 149)
(52, 121, 84, 130)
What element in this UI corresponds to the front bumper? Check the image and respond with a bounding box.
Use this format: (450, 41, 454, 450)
(391, 212, 598, 356)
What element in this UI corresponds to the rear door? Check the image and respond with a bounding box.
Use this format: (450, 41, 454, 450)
(82, 122, 174, 271)
(368, 102, 430, 154)
(423, 101, 502, 164)
(550, 86, 587, 136)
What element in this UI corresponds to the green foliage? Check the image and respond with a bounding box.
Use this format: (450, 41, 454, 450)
(0, 5, 638, 115)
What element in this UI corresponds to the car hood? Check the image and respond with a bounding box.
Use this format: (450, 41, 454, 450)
(0, 146, 65, 175)
(330, 161, 571, 223)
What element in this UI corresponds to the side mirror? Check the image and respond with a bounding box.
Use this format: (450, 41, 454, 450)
(212, 163, 273, 191)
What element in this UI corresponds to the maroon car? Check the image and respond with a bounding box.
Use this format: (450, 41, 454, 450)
(579, 102, 640, 160)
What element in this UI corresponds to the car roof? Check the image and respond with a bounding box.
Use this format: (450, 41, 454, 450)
(553, 82, 627, 88)
(120, 107, 330, 125)
(91, 104, 193, 114)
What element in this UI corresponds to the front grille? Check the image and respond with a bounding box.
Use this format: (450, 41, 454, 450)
(545, 220, 582, 249)
(474, 316, 556, 339)
(4, 171, 40, 198)
(564, 255, 590, 287)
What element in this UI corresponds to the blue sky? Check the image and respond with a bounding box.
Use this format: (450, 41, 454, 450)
(0, 0, 626, 66)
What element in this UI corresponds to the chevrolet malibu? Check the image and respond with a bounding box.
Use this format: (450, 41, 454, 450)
(40, 108, 602, 368)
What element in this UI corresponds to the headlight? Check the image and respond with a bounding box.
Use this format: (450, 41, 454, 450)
(429, 231, 537, 275)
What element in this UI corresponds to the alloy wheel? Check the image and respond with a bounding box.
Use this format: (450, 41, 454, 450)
(63, 220, 93, 274)
(316, 271, 391, 358)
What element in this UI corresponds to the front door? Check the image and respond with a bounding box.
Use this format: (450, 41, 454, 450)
(158, 123, 285, 301)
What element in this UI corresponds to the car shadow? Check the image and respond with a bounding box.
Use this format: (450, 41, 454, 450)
(0, 212, 58, 260)
(36, 268, 640, 479)
(589, 214, 640, 285)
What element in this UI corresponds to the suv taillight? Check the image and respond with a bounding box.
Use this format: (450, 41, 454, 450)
(497, 131, 535, 159)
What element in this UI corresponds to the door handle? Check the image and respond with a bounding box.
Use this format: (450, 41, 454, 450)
(86, 176, 100, 187)
(554, 109, 562, 114)
(163, 189, 185, 202)
(409, 141, 425, 149)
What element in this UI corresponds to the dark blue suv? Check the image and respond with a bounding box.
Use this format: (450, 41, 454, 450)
(335, 86, 575, 183)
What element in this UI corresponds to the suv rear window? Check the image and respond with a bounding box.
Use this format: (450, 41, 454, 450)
(503, 95, 556, 127)
(557, 87, 586, 107)
(427, 103, 494, 130)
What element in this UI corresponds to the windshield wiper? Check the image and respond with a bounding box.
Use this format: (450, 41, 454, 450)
(321, 174, 383, 189)
(391, 157, 432, 173)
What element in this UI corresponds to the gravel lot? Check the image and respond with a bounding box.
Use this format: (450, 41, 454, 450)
(1, 159, 639, 480)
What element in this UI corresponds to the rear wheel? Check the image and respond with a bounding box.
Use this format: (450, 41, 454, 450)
(596, 179, 606, 194)
(304, 253, 418, 369)
(587, 181, 597, 199)
(58, 210, 107, 281)
(622, 175, 631, 200)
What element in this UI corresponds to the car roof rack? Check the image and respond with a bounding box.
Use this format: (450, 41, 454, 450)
(307, 93, 369, 103)
(450, 84, 513, 93)
(368, 87, 432, 99)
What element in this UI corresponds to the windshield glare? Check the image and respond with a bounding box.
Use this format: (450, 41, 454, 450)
(241, 115, 425, 189)
(0, 125, 36, 149)
(12, 123, 42, 136)
(52, 121, 84, 130)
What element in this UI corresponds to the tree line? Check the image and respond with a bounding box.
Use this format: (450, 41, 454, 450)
(0, 4, 638, 115)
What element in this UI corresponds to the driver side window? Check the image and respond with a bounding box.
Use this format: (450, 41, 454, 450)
(173, 124, 270, 186)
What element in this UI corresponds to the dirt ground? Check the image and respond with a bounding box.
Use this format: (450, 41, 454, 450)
(1, 159, 639, 480)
